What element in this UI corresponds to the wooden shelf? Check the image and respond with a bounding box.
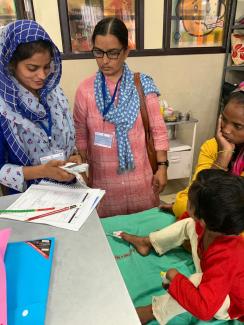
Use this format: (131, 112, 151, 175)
(232, 24, 244, 29)
(226, 65, 244, 71)
(165, 118, 198, 126)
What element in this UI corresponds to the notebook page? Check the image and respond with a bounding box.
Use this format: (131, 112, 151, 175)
(0, 184, 105, 231)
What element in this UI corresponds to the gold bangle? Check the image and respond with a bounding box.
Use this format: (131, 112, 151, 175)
(212, 162, 228, 171)
(217, 150, 234, 154)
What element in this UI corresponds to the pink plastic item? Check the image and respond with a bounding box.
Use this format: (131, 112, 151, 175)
(0, 228, 11, 325)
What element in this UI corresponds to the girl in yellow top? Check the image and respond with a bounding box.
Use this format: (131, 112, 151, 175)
(162, 89, 244, 218)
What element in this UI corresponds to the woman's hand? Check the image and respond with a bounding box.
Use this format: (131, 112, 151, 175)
(214, 116, 235, 170)
(216, 116, 235, 152)
(23, 160, 75, 182)
(68, 153, 90, 185)
(152, 167, 167, 194)
(67, 154, 82, 164)
(44, 160, 75, 182)
(67, 154, 90, 185)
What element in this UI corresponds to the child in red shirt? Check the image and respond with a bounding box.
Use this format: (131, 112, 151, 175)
(121, 169, 244, 324)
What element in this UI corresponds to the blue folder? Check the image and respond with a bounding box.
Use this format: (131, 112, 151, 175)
(4, 237, 55, 325)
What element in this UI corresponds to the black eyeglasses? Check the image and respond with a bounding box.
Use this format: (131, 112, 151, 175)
(92, 48, 124, 59)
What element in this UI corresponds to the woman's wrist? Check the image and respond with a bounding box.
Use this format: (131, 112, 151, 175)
(213, 157, 231, 171)
(23, 164, 46, 180)
(215, 151, 233, 169)
(212, 161, 228, 171)
(157, 160, 169, 168)
(217, 149, 234, 154)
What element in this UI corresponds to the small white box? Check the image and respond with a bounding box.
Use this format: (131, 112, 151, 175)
(60, 163, 89, 175)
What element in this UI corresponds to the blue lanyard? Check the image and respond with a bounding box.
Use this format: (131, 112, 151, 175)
(101, 73, 122, 117)
(36, 109, 53, 141)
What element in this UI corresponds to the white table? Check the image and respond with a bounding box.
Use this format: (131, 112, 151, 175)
(0, 195, 140, 325)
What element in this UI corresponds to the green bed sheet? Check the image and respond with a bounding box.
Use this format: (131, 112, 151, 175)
(101, 208, 243, 325)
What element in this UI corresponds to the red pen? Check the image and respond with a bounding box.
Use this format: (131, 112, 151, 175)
(26, 205, 77, 222)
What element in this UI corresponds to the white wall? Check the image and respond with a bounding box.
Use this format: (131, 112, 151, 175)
(61, 54, 225, 163)
(33, 1, 225, 166)
(32, 0, 63, 51)
(144, 0, 164, 49)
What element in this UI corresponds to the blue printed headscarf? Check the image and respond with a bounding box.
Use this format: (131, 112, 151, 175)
(0, 20, 61, 166)
(95, 63, 160, 173)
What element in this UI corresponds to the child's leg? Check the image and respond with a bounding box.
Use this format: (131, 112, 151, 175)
(152, 292, 186, 325)
(120, 233, 152, 256)
(136, 305, 155, 324)
(150, 218, 201, 272)
(152, 273, 203, 325)
(121, 219, 201, 271)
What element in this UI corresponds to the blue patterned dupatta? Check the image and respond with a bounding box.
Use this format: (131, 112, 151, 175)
(94, 63, 160, 173)
(0, 20, 62, 166)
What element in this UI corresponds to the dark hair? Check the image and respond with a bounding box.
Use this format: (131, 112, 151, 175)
(92, 17, 128, 49)
(9, 40, 53, 71)
(224, 90, 244, 108)
(188, 169, 244, 235)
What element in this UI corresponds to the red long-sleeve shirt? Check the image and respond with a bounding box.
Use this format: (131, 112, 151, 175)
(169, 222, 244, 321)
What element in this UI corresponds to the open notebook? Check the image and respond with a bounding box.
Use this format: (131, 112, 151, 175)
(0, 183, 105, 231)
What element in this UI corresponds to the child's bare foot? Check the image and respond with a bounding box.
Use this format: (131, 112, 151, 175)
(120, 233, 152, 256)
(159, 201, 174, 215)
(136, 305, 155, 324)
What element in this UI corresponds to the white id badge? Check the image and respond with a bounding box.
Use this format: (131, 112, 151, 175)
(94, 132, 113, 148)
(40, 151, 65, 164)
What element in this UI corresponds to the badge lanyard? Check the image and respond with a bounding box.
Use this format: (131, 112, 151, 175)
(101, 73, 122, 117)
(36, 109, 53, 141)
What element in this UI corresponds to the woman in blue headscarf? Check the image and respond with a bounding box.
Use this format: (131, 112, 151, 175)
(0, 20, 79, 194)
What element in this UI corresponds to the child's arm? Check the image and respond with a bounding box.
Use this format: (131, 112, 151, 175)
(160, 268, 179, 290)
(168, 247, 233, 321)
(166, 268, 180, 282)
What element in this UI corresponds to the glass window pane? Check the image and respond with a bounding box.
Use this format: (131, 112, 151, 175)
(170, 0, 228, 48)
(0, 0, 17, 27)
(67, 0, 136, 53)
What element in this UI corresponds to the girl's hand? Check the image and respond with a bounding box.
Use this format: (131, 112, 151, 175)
(216, 116, 235, 152)
(166, 268, 180, 282)
(67, 154, 82, 164)
(152, 167, 167, 194)
(67, 154, 90, 185)
(44, 160, 75, 182)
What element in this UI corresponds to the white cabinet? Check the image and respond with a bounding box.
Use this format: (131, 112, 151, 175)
(168, 150, 192, 179)
(166, 118, 198, 181)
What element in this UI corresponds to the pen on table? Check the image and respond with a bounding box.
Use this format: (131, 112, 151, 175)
(0, 207, 56, 213)
(90, 196, 100, 211)
(68, 193, 88, 223)
(68, 208, 79, 223)
(26, 205, 77, 222)
(82, 193, 88, 202)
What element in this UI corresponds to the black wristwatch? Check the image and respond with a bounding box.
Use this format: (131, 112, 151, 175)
(157, 160, 169, 167)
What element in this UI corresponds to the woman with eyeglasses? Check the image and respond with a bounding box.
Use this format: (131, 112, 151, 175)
(73, 17, 169, 218)
(0, 20, 80, 195)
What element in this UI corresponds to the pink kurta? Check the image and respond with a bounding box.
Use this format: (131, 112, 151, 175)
(74, 75, 169, 217)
